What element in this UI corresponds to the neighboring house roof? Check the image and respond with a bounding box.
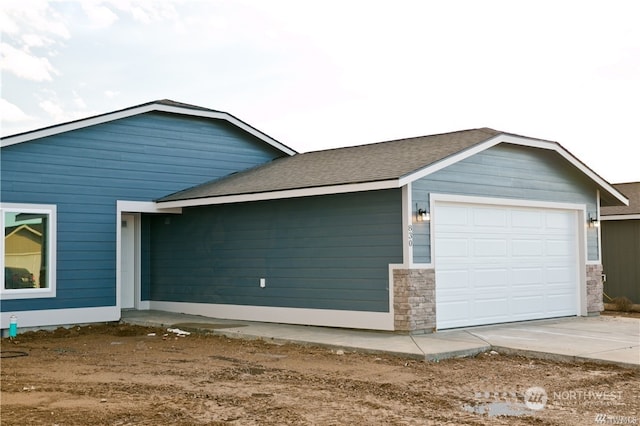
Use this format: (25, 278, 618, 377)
(0, 99, 297, 156)
(4, 224, 43, 239)
(601, 182, 640, 219)
(157, 128, 628, 209)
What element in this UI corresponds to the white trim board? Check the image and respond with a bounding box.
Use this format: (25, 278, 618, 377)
(1, 102, 297, 156)
(595, 189, 602, 263)
(1, 306, 119, 330)
(601, 214, 640, 221)
(157, 180, 399, 209)
(117, 200, 182, 214)
(149, 301, 395, 331)
(429, 193, 588, 212)
(401, 185, 413, 266)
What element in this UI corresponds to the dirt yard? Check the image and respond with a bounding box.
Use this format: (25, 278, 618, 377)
(1, 323, 638, 425)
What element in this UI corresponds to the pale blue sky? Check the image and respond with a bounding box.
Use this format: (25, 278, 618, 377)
(1, 0, 638, 183)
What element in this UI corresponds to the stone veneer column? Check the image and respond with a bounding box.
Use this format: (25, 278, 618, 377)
(393, 268, 436, 333)
(586, 264, 604, 314)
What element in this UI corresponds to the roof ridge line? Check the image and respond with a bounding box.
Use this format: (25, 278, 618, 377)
(301, 127, 501, 154)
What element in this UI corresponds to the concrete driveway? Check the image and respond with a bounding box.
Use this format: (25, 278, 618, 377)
(456, 316, 640, 367)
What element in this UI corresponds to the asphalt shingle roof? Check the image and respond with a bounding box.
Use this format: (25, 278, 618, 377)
(601, 182, 640, 216)
(158, 127, 501, 202)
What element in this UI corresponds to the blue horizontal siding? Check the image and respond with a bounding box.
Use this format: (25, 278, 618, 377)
(412, 143, 599, 263)
(148, 190, 403, 312)
(1, 112, 285, 313)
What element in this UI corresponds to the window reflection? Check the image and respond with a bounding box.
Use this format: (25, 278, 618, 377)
(4, 212, 48, 289)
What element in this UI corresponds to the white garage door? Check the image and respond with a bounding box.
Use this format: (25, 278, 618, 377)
(435, 202, 578, 329)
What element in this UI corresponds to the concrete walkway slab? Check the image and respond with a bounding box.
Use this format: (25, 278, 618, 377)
(218, 321, 427, 359)
(120, 311, 639, 369)
(412, 331, 491, 361)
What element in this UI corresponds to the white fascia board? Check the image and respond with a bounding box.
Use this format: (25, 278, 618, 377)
(398, 134, 629, 207)
(117, 200, 182, 214)
(1, 104, 159, 147)
(151, 104, 297, 155)
(156, 179, 400, 209)
(500, 135, 629, 207)
(600, 214, 640, 221)
(1, 103, 297, 156)
(397, 135, 504, 186)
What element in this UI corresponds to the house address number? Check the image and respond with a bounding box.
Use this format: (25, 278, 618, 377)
(407, 225, 413, 247)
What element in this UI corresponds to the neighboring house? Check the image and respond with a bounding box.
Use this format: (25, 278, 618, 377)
(601, 182, 640, 304)
(1, 101, 628, 333)
(4, 223, 44, 287)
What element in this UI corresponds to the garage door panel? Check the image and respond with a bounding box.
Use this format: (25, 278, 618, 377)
(512, 267, 544, 284)
(473, 208, 508, 227)
(438, 206, 470, 226)
(546, 286, 575, 299)
(435, 201, 579, 329)
(437, 301, 470, 325)
(546, 293, 576, 313)
(546, 211, 574, 229)
(437, 238, 469, 257)
(546, 266, 573, 284)
(511, 283, 545, 295)
(474, 268, 509, 289)
(473, 239, 508, 256)
(547, 239, 573, 256)
(437, 270, 469, 290)
(511, 210, 543, 229)
(511, 295, 546, 314)
(473, 299, 509, 320)
(512, 239, 543, 256)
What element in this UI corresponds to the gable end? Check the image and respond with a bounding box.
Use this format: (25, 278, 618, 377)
(1, 100, 297, 157)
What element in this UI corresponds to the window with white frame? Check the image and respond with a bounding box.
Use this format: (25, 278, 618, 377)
(1, 204, 56, 299)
